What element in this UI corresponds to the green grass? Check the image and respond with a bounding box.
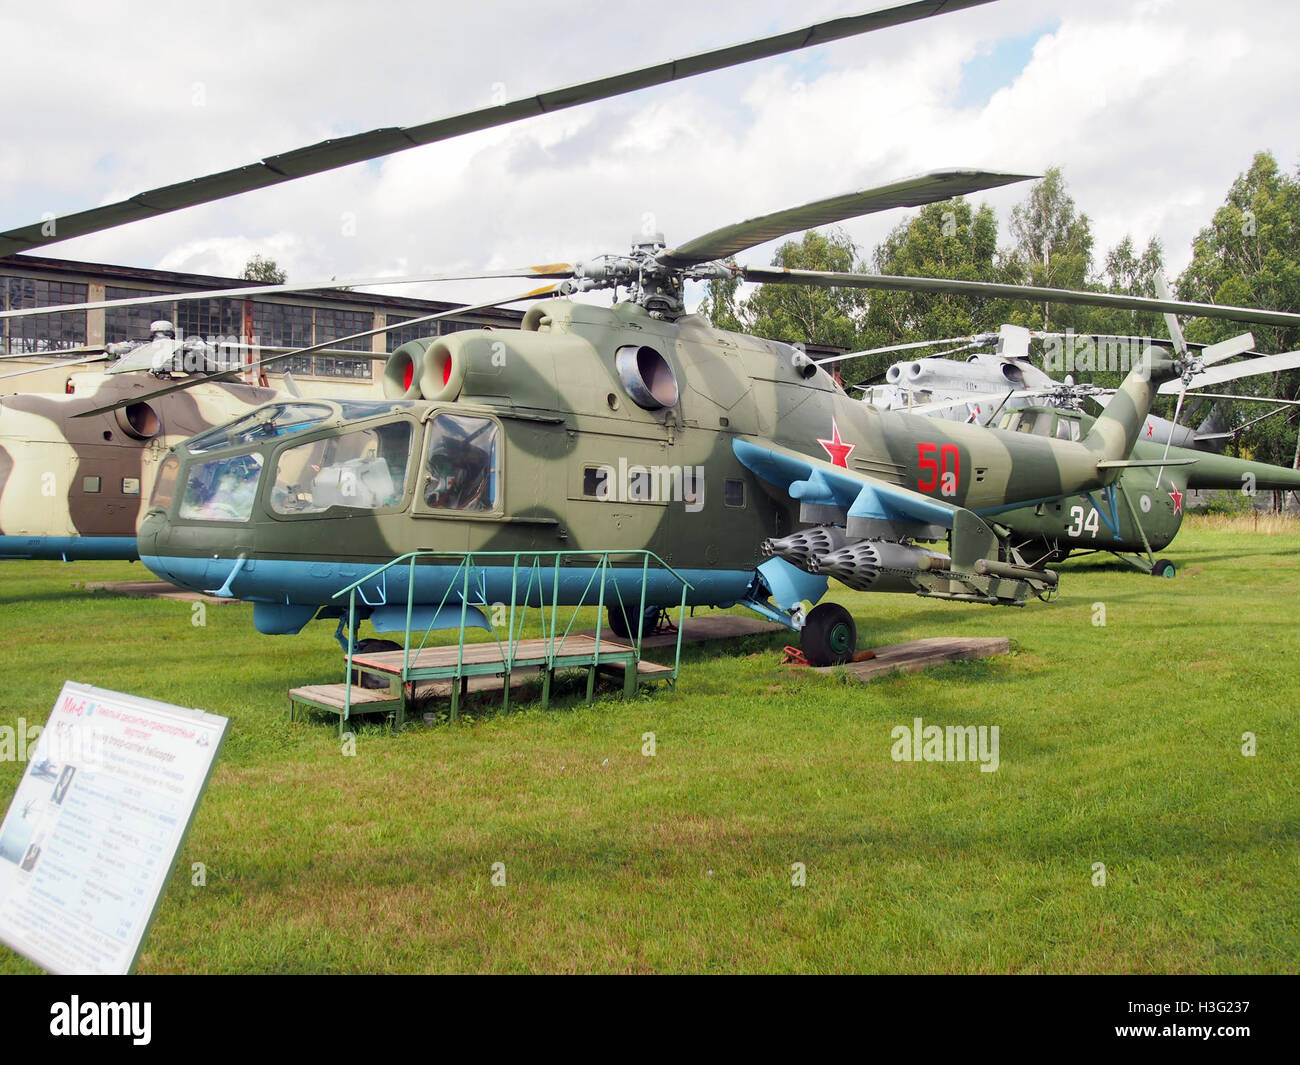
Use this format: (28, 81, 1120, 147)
(0, 519, 1297, 973)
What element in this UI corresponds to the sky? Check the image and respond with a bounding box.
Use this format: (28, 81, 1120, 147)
(1, 0, 1297, 318)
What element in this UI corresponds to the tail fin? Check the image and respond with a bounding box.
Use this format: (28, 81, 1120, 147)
(1082, 347, 1179, 465)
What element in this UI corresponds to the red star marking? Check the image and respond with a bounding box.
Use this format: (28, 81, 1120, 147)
(1146, 422, 1154, 438)
(1168, 486, 1184, 514)
(817, 419, 857, 468)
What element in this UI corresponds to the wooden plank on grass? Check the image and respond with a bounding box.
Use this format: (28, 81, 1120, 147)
(812, 637, 1011, 682)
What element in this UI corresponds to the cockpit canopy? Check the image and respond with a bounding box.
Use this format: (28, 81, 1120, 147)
(155, 399, 500, 523)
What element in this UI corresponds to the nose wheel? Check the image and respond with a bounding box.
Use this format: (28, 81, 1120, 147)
(800, 602, 857, 666)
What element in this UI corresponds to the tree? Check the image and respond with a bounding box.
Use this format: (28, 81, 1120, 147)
(1072, 234, 1166, 390)
(741, 228, 865, 353)
(1004, 167, 1094, 332)
(242, 255, 286, 284)
(696, 274, 744, 333)
(858, 198, 1014, 377)
(1176, 152, 1300, 469)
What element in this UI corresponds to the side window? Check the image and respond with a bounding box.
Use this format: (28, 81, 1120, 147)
(179, 454, 263, 522)
(271, 421, 412, 515)
(424, 414, 500, 511)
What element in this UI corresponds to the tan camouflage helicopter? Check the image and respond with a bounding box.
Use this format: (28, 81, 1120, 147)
(0, 320, 401, 561)
(6, 0, 1300, 665)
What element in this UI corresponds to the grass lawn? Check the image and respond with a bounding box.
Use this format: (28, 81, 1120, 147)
(0, 515, 1296, 973)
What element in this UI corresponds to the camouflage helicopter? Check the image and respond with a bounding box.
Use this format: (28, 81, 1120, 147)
(109, 224, 1296, 665)
(62, 175, 1300, 664)
(844, 309, 1300, 576)
(8, 1, 1300, 664)
(0, 320, 398, 561)
(962, 403, 1300, 577)
(848, 316, 1300, 452)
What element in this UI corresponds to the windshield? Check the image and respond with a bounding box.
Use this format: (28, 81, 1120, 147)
(186, 403, 333, 454)
(178, 453, 264, 522)
(271, 421, 413, 514)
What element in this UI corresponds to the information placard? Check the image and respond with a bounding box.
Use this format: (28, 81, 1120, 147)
(0, 682, 227, 974)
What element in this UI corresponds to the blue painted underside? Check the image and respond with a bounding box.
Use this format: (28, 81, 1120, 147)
(141, 553, 757, 634)
(0, 535, 139, 561)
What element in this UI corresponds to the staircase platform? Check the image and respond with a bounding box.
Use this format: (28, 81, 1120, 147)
(292, 635, 676, 731)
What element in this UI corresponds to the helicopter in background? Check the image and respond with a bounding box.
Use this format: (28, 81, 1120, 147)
(0, 321, 397, 561)
(846, 317, 1300, 453)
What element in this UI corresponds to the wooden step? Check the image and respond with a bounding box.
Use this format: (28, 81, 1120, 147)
(596, 659, 676, 677)
(289, 684, 401, 712)
(352, 634, 637, 676)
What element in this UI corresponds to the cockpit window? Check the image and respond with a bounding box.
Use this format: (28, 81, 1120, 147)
(187, 403, 333, 454)
(178, 453, 263, 522)
(337, 399, 414, 421)
(271, 421, 413, 515)
(424, 414, 499, 511)
(1055, 418, 1080, 441)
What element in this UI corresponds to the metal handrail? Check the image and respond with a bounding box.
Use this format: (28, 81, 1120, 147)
(332, 549, 693, 723)
(332, 547, 693, 598)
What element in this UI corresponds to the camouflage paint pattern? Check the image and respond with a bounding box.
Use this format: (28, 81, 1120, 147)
(0, 373, 282, 558)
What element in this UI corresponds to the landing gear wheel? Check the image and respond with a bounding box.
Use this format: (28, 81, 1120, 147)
(354, 638, 400, 689)
(609, 605, 660, 640)
(1151, 559, 1176, 579)
(800, 603, 857, 666)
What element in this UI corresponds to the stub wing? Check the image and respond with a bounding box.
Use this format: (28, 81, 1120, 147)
(732, 438, 1058, 617)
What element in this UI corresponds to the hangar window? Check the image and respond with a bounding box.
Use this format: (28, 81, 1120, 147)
(424, 414, 499, 511)
(5, 278, 87, 355)
(270, 422, 413, 515)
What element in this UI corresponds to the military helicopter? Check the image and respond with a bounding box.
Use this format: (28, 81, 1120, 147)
(841, 299, 1300, 575)
(964, 403, 1300, 576)
(0, 320, 401, 561)
(8, 1, 1300, 665)
(848, 318, 1300, 452)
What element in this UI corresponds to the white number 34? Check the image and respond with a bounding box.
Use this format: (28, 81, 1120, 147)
(1067, 505, 1100, 539)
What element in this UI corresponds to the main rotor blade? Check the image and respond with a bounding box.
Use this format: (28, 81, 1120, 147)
(0, 265, 577, 321)
(1183, 391, 1300, 406)
(0, 0, 995, 257)
(738, 266, 1300, 329)
(72, 283, 563, 419)
(0, 354, 109, 380)
(658, 169, 1033, 267)
(1153, 272, 1188, 358)
(812, 334, 983, 365)
(1156, 350, 1300, 394)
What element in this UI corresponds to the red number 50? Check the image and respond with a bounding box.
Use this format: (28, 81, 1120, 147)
(917, 442, 960, 495)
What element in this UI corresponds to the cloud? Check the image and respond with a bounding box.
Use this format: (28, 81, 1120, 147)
(2, 0, 1297, 319)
